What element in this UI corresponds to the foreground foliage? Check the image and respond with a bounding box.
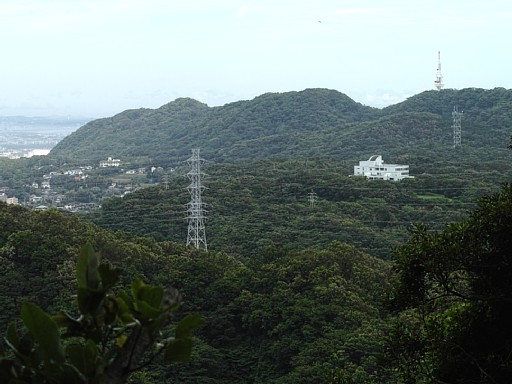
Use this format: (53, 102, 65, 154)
(390, 183, 512, 383)
(0, 203, 394, 383)
(0, 243, 202, 384)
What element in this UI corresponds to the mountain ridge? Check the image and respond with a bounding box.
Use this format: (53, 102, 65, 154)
(49, 87, 512, 165)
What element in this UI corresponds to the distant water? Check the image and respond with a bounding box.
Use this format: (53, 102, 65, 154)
(0, 116, 90, 158)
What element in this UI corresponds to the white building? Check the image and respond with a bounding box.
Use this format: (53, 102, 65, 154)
(99, 157, 121, 167)
(6, 197, 19, 205)
(354, 155, 413, 181)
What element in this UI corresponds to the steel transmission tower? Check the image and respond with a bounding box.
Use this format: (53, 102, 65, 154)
(308, 191, 317, 207)
(452, 106, 462, 148)
(185, 149, 207, 251)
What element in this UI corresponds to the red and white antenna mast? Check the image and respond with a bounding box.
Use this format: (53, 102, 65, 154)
(434, 50, 444, 90)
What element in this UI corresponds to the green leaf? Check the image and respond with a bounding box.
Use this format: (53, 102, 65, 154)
(18, 331, 35, 356)
(3, 324, 31, 362)
(131, 278, 163, 319)
(175, 314, 204, 339)
(66, 340, 97, 376)
(98, 263, 119, 290)
(52, 311, 81, 328)
(136, 300, 161, 319)
(104, 295, 119, 325)
(116, 296, 135, 324)
(138, 285, 164, 310)
(130, 277, 144, 302)
(164, 338, 193, 362)
(21, 302, 65, 364)
(77, 288, 105, 316)
(76, 243, 100, 290)
(6, 322, 20, 351)
(118, 290, 133, 308)
(2, 324, 32, 363)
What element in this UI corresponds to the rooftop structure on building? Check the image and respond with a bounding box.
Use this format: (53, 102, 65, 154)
(354, 155, 414, 181)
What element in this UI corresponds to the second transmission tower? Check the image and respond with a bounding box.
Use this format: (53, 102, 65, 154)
(308, 191, 317, 207)
(186, 149, 208, 251)
(452, 106, 462, 148)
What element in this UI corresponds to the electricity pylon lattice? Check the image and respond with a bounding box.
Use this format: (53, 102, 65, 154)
(308, 191, 317, 207)
(185, 149, 207, 251)
(452, 106, 462, 148)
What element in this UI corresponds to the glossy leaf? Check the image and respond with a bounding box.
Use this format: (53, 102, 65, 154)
(138, 285, 164, 310)
(98, 263, 119, 290)
(131, 277, 144, 302)
(76, 242, 100, 290)
(66, 340, 97, 376)
(5, 322, 20, 351)
(115, 296, 135, 324)
(165, 338, 193, 363)
(77, 288, 105, 316)
(136, 300, 161, 319)
(103, 295, 119, 325)
(52, 311, 81, 328)
(175, 313, 205, 339)
(21, 302, 65, 364)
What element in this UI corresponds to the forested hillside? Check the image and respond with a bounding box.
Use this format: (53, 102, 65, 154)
(0, 203, 393, 383)
(50, 87, 512, 166)
(4, 181, 512, 383)
(49, 87, 512, 260)
(90, 151, 512, 261)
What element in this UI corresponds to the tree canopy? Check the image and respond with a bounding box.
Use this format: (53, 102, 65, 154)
(389, 183, 512, 383)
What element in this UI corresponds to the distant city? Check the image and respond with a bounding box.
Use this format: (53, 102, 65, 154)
(0, 116, 90, 158)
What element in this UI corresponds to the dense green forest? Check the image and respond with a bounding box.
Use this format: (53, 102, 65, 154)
(91, 158, 500, 260)
(0, 203, 392, 383)
(3, 178, 512, 383)
(2, 87, 512, 382)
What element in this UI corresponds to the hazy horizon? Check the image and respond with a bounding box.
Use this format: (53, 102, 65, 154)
(2, 0, 511, 117)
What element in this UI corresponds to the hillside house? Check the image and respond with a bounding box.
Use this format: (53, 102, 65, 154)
(6, 197, 19, 205)
(99, 157, 121, 167)
(0, 194, 16, 204)
(354, 155, 413, 181)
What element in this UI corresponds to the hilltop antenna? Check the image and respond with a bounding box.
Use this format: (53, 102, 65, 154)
(434, 51, 444, 91)
(452, 106, 462, 148)
(185, 149, 208, 251)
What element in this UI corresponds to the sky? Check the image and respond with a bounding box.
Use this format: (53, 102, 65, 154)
(1, 0, 511, 117)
